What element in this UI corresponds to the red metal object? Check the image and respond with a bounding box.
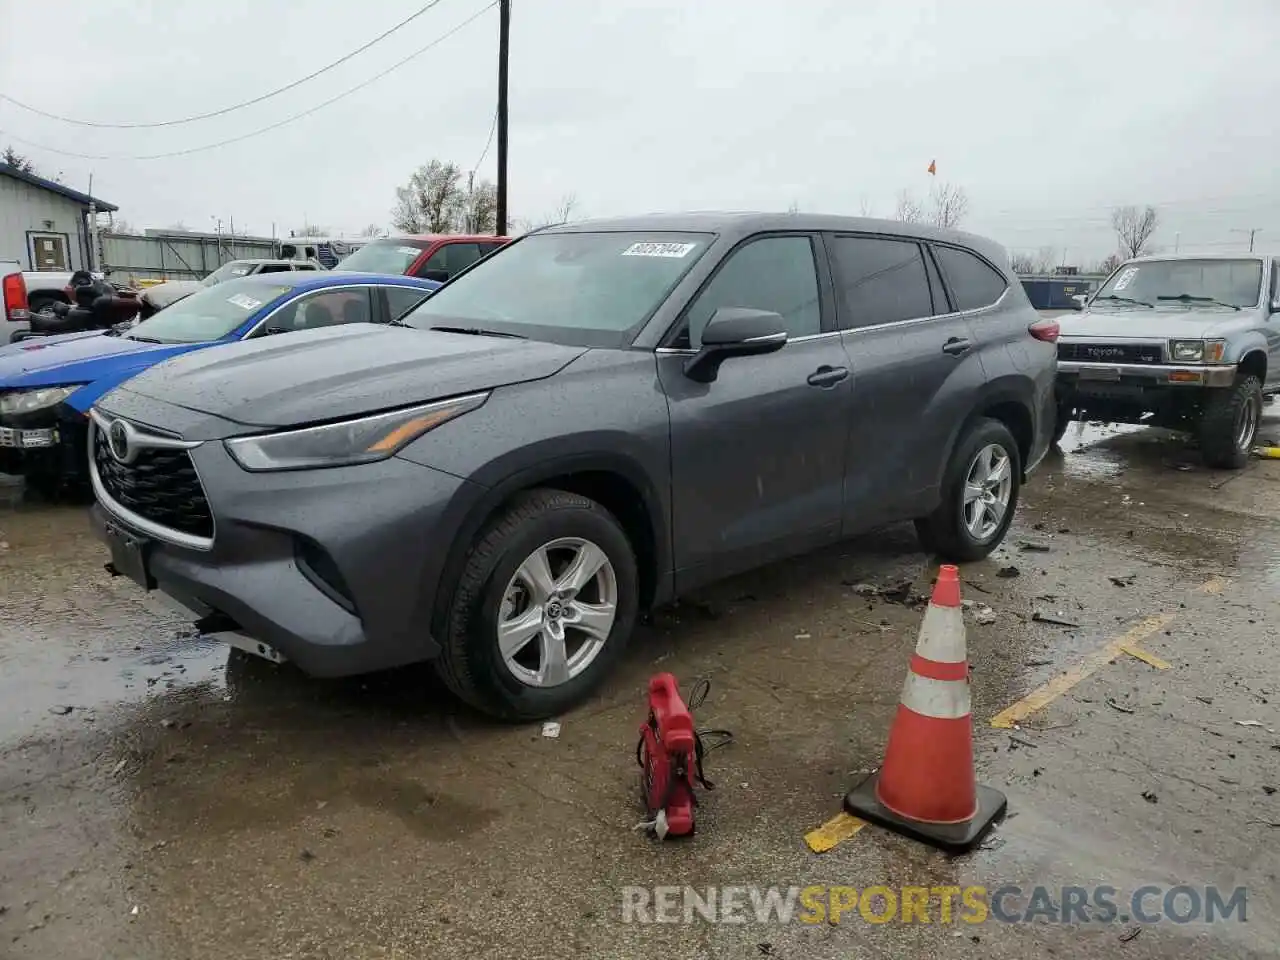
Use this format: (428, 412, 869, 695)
(638, 672, 698, 836)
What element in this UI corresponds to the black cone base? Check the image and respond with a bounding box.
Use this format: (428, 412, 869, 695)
(844, 775, 1007, 854)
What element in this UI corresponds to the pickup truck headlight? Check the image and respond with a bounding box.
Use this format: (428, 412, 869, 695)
(224, 393, 488, 471)
(0, 385, 82, 415)
(1169, 339, 1226, 363)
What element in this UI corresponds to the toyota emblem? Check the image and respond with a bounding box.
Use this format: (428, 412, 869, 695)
(107, 419, 135, 464)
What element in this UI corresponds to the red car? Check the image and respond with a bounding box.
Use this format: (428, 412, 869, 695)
(333, 235, 509, 283)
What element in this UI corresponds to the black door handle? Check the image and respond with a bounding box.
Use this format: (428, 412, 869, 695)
(942, 337, 972, 356)
(807, 365, 849, 388)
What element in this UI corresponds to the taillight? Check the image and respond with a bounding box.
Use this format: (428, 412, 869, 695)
(2, 272, 28, 322)
(1028, 317, 1059, 343)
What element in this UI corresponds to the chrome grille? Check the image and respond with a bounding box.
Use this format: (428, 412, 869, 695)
(93, 426, 213, 539)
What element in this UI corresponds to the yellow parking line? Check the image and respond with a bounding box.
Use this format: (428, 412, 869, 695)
(1117, 643, 1171, 670)
(805, 812, 867, 853)
(990, 614, 1175, 728)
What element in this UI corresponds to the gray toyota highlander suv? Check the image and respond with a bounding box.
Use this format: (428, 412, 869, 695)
(88, 214, 1057, 719)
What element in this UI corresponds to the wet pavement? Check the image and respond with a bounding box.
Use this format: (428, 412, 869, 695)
(2, 417, 1279, 959)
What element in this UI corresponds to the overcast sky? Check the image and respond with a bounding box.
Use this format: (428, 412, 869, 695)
(2, 0, 1277, 263)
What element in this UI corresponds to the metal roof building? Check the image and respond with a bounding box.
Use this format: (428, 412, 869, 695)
(0, 162, 118, 273)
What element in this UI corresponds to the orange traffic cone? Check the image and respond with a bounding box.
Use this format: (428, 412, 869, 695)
(844, 564, 1006, 852)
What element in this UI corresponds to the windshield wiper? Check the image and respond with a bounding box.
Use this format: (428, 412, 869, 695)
(429, 325, 526, 340)
(1157, 294, 1241, 311)
(125, 334, 166, 343)
(1094, 294, 1154, 308)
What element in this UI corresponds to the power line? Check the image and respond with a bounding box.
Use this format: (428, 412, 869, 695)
(471, 108, 497, 177)
(0, 0, 450, 129)
(0, 2, 496, 162)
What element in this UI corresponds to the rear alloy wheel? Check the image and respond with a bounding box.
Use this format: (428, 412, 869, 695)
(435, 489, 638, 720)
(915, 417, 1021, 562)
(1198, 374, 1262, 470)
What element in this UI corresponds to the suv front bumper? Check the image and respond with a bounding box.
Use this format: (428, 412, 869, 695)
(1057, 361, 1237, 388)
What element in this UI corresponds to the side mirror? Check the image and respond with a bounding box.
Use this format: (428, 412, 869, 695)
(1071, 293, 1089, 310)
(683, 307, 788, 383)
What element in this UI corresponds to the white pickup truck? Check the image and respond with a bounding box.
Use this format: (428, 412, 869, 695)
(21, 269, 106, 318)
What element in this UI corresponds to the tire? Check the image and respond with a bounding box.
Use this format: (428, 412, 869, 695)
(434, 488, 639, 721)
(1198, 374, 1262, 470)
(914, 418, 1022, 563)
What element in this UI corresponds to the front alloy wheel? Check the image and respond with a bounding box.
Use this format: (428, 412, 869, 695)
(435, 488, 639, 720)
(962, 443, 1013, 542)
(498, 537, 618, 687)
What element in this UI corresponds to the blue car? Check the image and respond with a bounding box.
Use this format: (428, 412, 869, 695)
(0, 271, 439, 494)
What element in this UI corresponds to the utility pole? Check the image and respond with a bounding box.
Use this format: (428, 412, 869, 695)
(495, 0, 510, 236)
(1232, 227, 1262, 252)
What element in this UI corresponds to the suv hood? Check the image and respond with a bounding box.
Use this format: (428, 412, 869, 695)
(1063, 307, 1260, 340)
(121, 323, 589, 427)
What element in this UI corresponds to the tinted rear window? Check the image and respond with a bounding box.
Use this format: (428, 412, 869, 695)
(934, 245, 1008, 312)
(828, 235, 933, 329)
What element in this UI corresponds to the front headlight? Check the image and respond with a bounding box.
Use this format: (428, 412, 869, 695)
(1169, 339, 1226, 363)
(224, 392, 488, 472)
(0, 385, 82, 416)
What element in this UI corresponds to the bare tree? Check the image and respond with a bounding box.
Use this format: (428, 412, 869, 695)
(107, 218, 140, 235)
(1008, 252, 1036, 274)
(459, 179, 498, 233)
(292, 224, 329, 237)
(546, 193, 579, 226)
(360, 223, 387, 238)
(928, 183, 969, 229)
(1032, 246, 1060, 273)
(1111, 205, 1159, 260)
(1096, 253, 1124, 275)
(164, 221, 189, 232)
(787, 200, 800, 215)
(392, 159, 465, 234)
(2, 145, 35, 174)
(894, 190, 924, 224)
(858, 195, 875, 217)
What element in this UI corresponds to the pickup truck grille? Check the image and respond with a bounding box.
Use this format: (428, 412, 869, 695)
(93, 429, 213, 539)
(1058, 342, 1163, 364)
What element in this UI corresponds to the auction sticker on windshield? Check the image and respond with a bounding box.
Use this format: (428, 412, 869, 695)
(622, 242, 698, 258)
(396, 246, 421, 256)
(1113, 267, 1139, 291)
(226, 294, 263, 310)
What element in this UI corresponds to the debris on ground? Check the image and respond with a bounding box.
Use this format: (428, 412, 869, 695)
(48, 705, 73, 716)
(541, 722, 562, 739)
(996, 565, 1020, 578)
(1195, 696, 1214, 704)
(299, 849, 316, 862)
(1019, 541, 1052, 552)
(1263, 786, 1276, 795)
(970, 604, 997, 625)
(1025, 659, 1053, 667)
(1108, 575, 1137, 587)
(1236, 720, 1264, 727)
(1106, 699, 1136, 714)
(1141, 791, 1158, 804)
(1032, 611, 1082, 628)
(847, 582, 878, 596)
(1120, 926, 1143, 942)
(794, 632, 811, 640)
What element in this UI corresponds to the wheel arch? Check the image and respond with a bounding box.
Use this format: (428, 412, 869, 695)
(938, 377, 1036, 489)
(431, 453, 673, 637)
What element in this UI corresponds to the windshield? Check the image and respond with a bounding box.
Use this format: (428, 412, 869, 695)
(333, 240, 427, 275)
(125, 278, 292, 344)
(401, 231, 713, 346)
(201, 261, 255, 287)
(1095, 259, 1263, 309)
